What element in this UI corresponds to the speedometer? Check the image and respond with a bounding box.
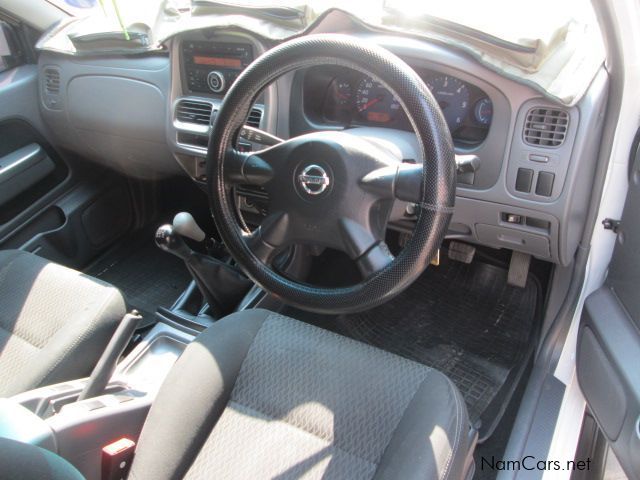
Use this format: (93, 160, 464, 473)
(426, 75, 470, 132)
(355, 77, 401, 124)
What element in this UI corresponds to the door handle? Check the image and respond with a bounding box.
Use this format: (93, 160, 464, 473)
(0, 143, 55, 205)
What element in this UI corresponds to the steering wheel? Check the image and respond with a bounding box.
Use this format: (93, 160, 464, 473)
(207, 34, 456, 314)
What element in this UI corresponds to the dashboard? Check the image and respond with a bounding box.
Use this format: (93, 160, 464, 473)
(35, 15, 609, 267)
(301, 65, 492, 146)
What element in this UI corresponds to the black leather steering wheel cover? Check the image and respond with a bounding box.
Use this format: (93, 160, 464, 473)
(207, 34, 456, 314)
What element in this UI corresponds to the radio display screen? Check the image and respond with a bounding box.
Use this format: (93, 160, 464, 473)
(192, 55, 243, 69)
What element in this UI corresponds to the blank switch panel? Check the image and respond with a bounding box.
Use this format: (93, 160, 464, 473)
(535, 171, 555, 197)
(515, 168, 534, 193)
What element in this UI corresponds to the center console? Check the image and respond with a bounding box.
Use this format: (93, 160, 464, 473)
(168, 31, 279, 236)
(168, 32, 276, 216)
(1, 321, 193, 479)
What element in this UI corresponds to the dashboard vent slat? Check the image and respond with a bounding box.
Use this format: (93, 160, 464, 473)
(176, 100, 213, 126)
(523, 107, 569, 147)
(44, 68, 61, 95)
(246, 108, 263, 128)
(176, 101, 264, 129)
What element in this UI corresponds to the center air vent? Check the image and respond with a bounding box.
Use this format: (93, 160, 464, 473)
(176, 100, 213, 126)
(523, 107, 569, 147)
(247, 108, 263, 128)
(44, 67, 60, 95)
(176, 101, 263, 129)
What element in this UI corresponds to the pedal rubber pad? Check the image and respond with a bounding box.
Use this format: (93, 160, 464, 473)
(508, 251, 531, 288)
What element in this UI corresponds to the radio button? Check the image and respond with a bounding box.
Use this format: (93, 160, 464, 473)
(207, 71, 226, 93)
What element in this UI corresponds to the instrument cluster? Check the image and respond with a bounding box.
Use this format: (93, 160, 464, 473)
(302, 65, 493, 146)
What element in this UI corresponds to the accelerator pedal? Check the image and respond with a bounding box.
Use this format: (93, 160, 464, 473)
(508, 251, 531, 288)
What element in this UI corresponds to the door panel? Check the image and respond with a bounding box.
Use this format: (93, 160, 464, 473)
(0, 42, 132, 268)
(577, 134, 640, 480)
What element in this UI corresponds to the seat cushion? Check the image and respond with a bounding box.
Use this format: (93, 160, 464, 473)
(0, 438, 84, 480)
(0, 250, 126, 397)
(129, 309, 476, 480)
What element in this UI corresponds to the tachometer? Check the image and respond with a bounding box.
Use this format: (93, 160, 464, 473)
(355, 77, 401, 124)
(426, 75, 470, 131)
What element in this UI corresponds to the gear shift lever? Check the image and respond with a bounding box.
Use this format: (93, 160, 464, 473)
(169, 212, 228, 259)
(155, 224, 192, 259)
(172, 212, 206, 242)
(155, 215, 252, 318)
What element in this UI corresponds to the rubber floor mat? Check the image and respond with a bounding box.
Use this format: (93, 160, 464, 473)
(289, 257, 538, 441)
(86, 236, 192, 323)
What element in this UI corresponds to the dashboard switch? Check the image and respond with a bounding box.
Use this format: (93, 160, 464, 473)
(535, 171, 555, 197)
(515, 168, 533, 193)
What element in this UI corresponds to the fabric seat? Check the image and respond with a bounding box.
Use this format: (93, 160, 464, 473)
(0, 309, 476, 479)
(0, 437, 83, 480)
(0, 250, 126, 397)
(129, 309, 477, 479)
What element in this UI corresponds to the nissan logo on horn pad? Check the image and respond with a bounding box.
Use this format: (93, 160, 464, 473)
(298, 164, 330, 195)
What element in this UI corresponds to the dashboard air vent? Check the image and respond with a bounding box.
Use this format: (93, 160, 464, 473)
(523, 108, 569, 147)
(44, 68, 60, 95)
(246, 108, 263, 128)
(176, 100, 213, 126)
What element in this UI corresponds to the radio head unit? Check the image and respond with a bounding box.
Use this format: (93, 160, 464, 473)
(182, 41, 253, 94)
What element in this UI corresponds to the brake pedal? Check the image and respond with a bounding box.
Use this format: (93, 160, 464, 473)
(507, 251, 531, 288)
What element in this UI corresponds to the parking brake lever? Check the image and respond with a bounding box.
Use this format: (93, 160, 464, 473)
(78, 311, 142, 401)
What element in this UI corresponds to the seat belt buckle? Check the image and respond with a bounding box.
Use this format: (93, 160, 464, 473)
(101, 437, 135, 480)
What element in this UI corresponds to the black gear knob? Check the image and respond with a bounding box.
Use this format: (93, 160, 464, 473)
(155, 224, 192, 260)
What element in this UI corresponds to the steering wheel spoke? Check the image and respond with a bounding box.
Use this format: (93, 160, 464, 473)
(356, 242, 395, 278)
(224, 148, 274, 186)
(360, 163, 423, 203)
(337, 217, 394, 277)
(243, 212, 290, 264)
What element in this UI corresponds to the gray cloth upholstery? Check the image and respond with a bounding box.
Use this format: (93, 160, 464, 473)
(0, 250, 126, 397)
(0, 437, 84, 480)
(130, 309, 476, 480)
